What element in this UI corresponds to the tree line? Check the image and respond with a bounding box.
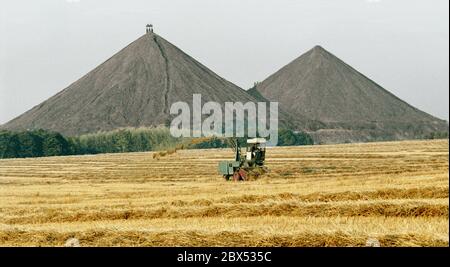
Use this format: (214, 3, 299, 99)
(0, 127, 315, 159)
(0, 127, 178, 159)
(0, 129, 71, 158)
(188, 129, 314, 149)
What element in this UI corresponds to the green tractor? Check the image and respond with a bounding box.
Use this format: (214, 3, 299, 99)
(218, 138, 267, 181)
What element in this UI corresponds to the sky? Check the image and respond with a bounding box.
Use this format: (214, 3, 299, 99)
(0, 0, 449, 124)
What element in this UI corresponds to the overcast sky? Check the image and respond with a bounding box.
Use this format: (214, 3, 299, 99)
(0, 0, 449, 124)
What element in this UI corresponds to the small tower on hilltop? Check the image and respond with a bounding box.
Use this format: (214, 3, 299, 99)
(146, 24, 153, 34)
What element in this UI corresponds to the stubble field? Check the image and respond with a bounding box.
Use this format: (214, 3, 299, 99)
(0, 139, 448, 247)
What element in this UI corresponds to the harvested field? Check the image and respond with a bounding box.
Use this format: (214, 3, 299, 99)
(0, 139, 448, 247)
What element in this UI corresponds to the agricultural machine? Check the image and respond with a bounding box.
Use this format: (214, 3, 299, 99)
(218, 138, 268, 181)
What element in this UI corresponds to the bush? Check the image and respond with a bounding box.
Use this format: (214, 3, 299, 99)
(278, 129, 314, 146)
(42, 132, 70, 156)
(424, 131, 449, 140)
(16, 131, 44, 157)
(0, 131, 20, 158)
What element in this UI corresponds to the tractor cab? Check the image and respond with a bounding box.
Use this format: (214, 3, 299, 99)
(246, 138, 266, 167)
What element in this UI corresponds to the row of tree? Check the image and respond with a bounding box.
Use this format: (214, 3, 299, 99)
(71, 127, 179, 154)
(0, 127, 315, 159)
(0, 129, 71, 158)
(189, 130, 314, 149)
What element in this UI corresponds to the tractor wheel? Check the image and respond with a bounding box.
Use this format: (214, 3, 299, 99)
(232, 171, 241, 181)
(232, 169, 248, 181)
(238, 169, 248, 181)
(223, 175, 231, 181)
